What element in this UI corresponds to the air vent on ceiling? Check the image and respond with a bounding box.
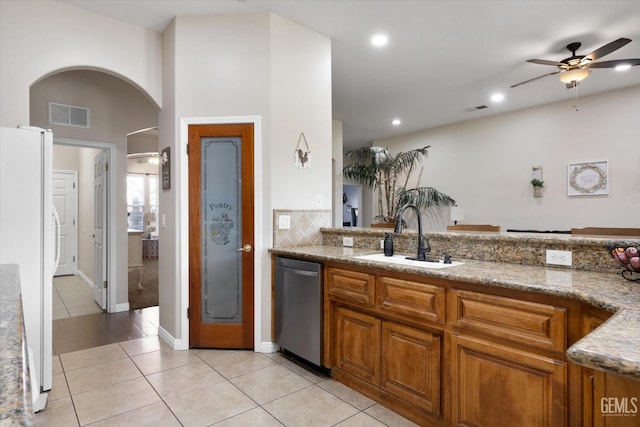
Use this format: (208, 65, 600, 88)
(463, 105, 489, 112)
(49, 102, 90, 128)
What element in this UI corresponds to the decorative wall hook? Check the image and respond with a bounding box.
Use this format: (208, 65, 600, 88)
(294, 132, 311, 168)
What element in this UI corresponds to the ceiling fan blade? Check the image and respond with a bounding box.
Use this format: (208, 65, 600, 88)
(527, 59, 566, 67)
(510, 70, 561, 88)
(585, 58, 640, 68)
(582, 38, 631, 63)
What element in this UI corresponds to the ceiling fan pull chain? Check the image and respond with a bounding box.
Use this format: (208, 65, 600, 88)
(572, 84, 579, 111)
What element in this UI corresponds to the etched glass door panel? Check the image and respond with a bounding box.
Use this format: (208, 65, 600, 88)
(201, 137, 242, 324)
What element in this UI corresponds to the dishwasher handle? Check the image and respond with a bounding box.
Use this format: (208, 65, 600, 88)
(277, 265, 319, 277)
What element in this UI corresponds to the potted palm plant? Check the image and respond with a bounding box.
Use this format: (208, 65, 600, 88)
(343, 145, 456, 224)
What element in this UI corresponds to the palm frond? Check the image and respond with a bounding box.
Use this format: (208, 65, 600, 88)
(396, 187, 456, 210)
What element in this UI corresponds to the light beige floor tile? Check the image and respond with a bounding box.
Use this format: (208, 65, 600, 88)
(335, 412, 388, 426)
(131, 347, 202, 375)
(203, 350, 277, 379)
(68, 304, 103, 317)
(53, 309, 71, 319)
(66, 357, 141, 394)
(146, 360, 226, 398)
(212, 407, 283, 426)
(317, 378, 376, 410)
(60, 343, 128, 372)
(72, 377, 161, 426)
(34, 396, 79, 427)
(280, 359, 329, 383)
(52, 355, 63, 374)
(231, 364, 312, 404)
(86, 401, 181, 427)
(191, 348, 241, 364)
(263, 385, 359, 427)
(118, 335, 161, 357)
(47, 372, 70, 402)
(365, 404, 420, 427)
(262, 351, 289, 363)
(164, 381, 257, 427)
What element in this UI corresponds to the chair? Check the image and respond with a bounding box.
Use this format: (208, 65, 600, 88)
(447, 224, 501, 232)
(570, 227, 640, 237)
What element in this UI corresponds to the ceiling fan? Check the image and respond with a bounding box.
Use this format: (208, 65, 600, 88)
(511, 37, 640, 89)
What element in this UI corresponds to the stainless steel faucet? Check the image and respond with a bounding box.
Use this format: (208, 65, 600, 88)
(393, 203, 431, 261)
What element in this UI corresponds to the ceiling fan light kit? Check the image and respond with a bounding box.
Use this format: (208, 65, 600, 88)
(511, 37, 639, 89)
(559, 68, 591, 84)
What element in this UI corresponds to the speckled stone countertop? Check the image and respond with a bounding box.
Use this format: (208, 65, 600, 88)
(270, 244, 640, 381)
(0, 264, 34, 426)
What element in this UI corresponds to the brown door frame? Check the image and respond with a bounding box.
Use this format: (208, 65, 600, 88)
(188, 122, 255, 349)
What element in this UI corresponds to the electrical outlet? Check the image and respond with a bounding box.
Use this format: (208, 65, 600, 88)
(342, 236, 354, 247)
(546, 249, 572, 266)
(380, 239, 385, 249)
(278, 214, 291, 229)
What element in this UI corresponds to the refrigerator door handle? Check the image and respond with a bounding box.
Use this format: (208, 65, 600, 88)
(52, 206, 61, 273)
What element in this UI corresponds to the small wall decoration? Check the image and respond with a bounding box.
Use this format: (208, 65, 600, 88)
(568, 160, 608, 196)
(161, 147, 171, 190)
(294, 132, 311, 168)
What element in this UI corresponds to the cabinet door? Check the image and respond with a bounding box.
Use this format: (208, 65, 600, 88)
(381, 321, 441, 415)
(450, 334, 567, 427)
(583, 312, 640, 426)
(334, 306, 380, 384)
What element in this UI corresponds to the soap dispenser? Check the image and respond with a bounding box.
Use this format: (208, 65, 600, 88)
(384, 233, 394, 257)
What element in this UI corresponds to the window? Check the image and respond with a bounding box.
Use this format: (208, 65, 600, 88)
(127, 175, 145, 230)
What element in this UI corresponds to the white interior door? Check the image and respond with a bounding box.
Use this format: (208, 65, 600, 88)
(93, 150, 108, 309)
(52, 170, 78, 276)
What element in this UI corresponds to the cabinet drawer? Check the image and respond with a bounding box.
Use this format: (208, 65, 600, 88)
(377, 277, 445, 323)
(327, 268, 375, 305)
(448, 289, 566, 351)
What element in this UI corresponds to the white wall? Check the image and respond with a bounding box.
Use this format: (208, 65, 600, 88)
(159, 13, 331, 347)
(0, 0, 162, 128)
(374, 86, 640, 231)
(333, 120, 344, 226)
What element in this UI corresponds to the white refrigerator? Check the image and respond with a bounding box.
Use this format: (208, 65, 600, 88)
(0, 126, 57, 411)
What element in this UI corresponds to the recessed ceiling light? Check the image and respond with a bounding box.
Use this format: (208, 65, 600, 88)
(392, 119, 401, 126)
(371, 34, 388, 47)
(490, 93, 505, 103)
(615, 63, 632, 72)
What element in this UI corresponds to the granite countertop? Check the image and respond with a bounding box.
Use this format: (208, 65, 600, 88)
(0, 264, 34, 426)
(270, 245, 640, 381)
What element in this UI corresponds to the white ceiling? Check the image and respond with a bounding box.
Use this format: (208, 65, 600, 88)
(62, 0, 640, 150)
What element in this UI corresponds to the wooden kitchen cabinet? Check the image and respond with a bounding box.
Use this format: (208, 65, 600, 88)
(333, 306, 380, 384)
(582, 309, 640, 426)
(381, 321, 441, 415)
(449, 333, 567, 426)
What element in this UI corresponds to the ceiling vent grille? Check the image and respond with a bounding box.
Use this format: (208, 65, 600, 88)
(463, 105, 489, 112)
(49, 102, 90, 128)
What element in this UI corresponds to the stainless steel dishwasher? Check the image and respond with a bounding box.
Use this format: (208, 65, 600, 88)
(274, 256, 322, 366)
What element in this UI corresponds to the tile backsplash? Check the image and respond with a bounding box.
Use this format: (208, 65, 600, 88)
(273, 209, 332, 247)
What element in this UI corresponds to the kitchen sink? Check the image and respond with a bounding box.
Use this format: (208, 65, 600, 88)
(355, 253, 464, 268)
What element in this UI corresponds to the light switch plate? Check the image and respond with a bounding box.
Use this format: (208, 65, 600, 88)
(278, 215, 291, 229)
(343, 236, 354, 247)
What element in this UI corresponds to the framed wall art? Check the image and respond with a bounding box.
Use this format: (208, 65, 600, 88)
(568, 160, 608, 196)
(161, 147, 171, 190)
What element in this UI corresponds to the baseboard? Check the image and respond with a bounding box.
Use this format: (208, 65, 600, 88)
(158, 326, 188, 350)
(76, 270, 94, 287)
(256, 341, 279, 353)
(114, 303, 129, 312)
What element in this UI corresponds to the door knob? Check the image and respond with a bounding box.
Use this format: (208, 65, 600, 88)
(237, 244, 252, 253)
